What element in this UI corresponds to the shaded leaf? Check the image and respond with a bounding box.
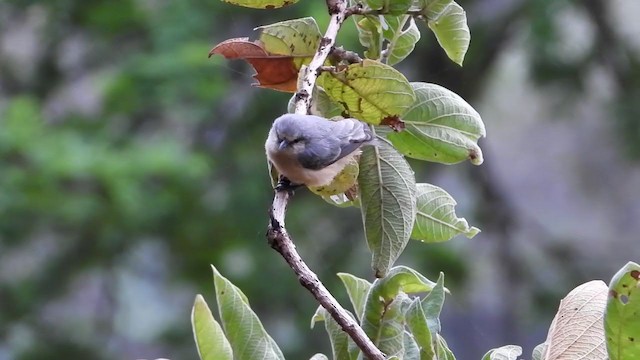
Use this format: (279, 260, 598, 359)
(532, 343, 546, 360)
(405, 298, 435, 360)
(221, 0, 298, 10)
(482, 345, 522, 360)
(191, 295, 233, 360)
(213, 266, 284, 360)
(320, 59, 415, 125)
(386, 0, 413, 15)
(404, 330, 421, 360)
(337, 273, 373, 321)
(543, 280, 608, 360)
(419, 0, 453, 20)
(362, 267, 436, 357)
(358, 140, 416, 277)
(384, 16, 420, 66)
(426, 2, 470, 66)
(209, 38, 298, 92)
(422, 272, 445, 335)
(385, 82, 485, 165)
(435, 334, 456, 360)
(376, 293, 412, 357)
(309, 354, 330, 360)
(606, 262, 640, 360)
(411, 183, 480, 243)
(311, 307, 352, 360)
(355, 16, 382, 60)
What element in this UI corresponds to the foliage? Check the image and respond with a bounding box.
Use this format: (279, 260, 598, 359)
(194, 1, 640, 360)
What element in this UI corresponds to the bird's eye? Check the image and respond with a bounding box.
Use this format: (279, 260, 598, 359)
(291, 138, 302, 144)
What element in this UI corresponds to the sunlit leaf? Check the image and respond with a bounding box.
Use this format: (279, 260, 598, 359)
(257, 17, 321, 69)
(385, 82, 485, 165)
(320, 59, 416, 125)
(482, 345, 522, 360)
(191, 295, 233, 360)
(358, 140, 416, 277)
(212, 266, 284, 360)
(221, 0, 298, 10)
(606, 262, 640, 360)
(310, 307, 352, 360)
(309, 157, 360, 197)
(543, 280, 608, 360)
(426, 2, 470, 65)
(411, 183, 480, 243)
(209, 38, 298, 92)
(337, 272, 373, 321)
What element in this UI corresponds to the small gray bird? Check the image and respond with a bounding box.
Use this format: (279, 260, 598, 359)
(265, 113, 374, 188)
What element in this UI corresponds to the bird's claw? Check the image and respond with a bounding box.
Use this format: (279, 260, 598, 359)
(275, 177, 301, 193)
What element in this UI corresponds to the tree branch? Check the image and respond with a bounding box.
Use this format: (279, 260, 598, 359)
(267, 1, 386, 359)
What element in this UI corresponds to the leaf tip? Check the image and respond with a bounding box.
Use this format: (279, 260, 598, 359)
(466, 227, 481, 238)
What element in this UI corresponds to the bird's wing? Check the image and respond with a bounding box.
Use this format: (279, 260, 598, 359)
(297, 119, 373, 170)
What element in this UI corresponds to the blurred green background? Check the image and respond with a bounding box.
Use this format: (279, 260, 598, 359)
(1, 0, 639, 359)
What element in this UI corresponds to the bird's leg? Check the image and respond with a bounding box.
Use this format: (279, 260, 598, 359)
(275, 176, 302, 193)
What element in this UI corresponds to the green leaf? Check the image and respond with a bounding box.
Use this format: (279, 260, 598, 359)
(385, 82, 485, 165)
(531, 343, 546, 360)
(403, 330, 421, 360)
(221, 0, 298, 10)
(411, 183, 480, 243)
(405, 298, 435, 360)
(482, 345, 522, 360)
(365, 0, 384, 10)
(420, 0, 453, 20)
(606, 262, 640, 360)
(386, 0, 413, 15)
(422, 272, 445, 334)
(310, 307, 352, 360)
(362, 267, 436, 356)
(377, 293, 412, 357)
(212, 266, 284, 360)
(191, 295, 233, 360)
(384, 16, 420, 66)
(376, 266, 437, 300)
(337, 273, 373, 321)
(355, 16, 382, 60)
(309, 354, 329, 360)
(435, 334, 456, 360)
(320, 59, 416, 125)
(257, 17, 321, 69)
(358, 139, 417, 277)
(426, 2, 470, 66)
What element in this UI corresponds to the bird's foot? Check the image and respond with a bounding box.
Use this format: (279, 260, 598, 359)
(275, 177, 301, 193)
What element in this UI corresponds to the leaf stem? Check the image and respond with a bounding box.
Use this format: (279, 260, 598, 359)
(269, 1, 386, 359)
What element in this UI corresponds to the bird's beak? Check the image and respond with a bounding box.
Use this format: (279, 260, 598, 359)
(278, 140, 289, 150)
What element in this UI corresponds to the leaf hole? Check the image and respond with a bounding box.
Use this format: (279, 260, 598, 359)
(620, 294, 629, 304)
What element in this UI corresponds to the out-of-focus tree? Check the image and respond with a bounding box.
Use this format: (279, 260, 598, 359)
(0, 0, 639, 359)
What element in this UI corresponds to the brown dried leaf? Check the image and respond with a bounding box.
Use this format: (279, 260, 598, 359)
(209, 37, 298, 92)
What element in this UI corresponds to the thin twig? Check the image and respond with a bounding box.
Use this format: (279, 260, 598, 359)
(267, 0, 386, 359)
(267, 192, 385, 360)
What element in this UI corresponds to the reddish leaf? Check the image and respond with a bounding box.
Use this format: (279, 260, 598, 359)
(381, 115, 406, 131)
(209, 37, 298, 92)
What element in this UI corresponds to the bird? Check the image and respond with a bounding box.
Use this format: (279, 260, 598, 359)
(265, 113, 375, 189)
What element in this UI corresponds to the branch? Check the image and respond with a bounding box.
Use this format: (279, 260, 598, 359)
(267, 192, 385, 360)
(267, 1, 386, 359)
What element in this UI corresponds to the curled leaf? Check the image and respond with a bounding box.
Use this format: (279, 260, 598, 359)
(209, 38, 298, 92)
(222, 0, 298, 10)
